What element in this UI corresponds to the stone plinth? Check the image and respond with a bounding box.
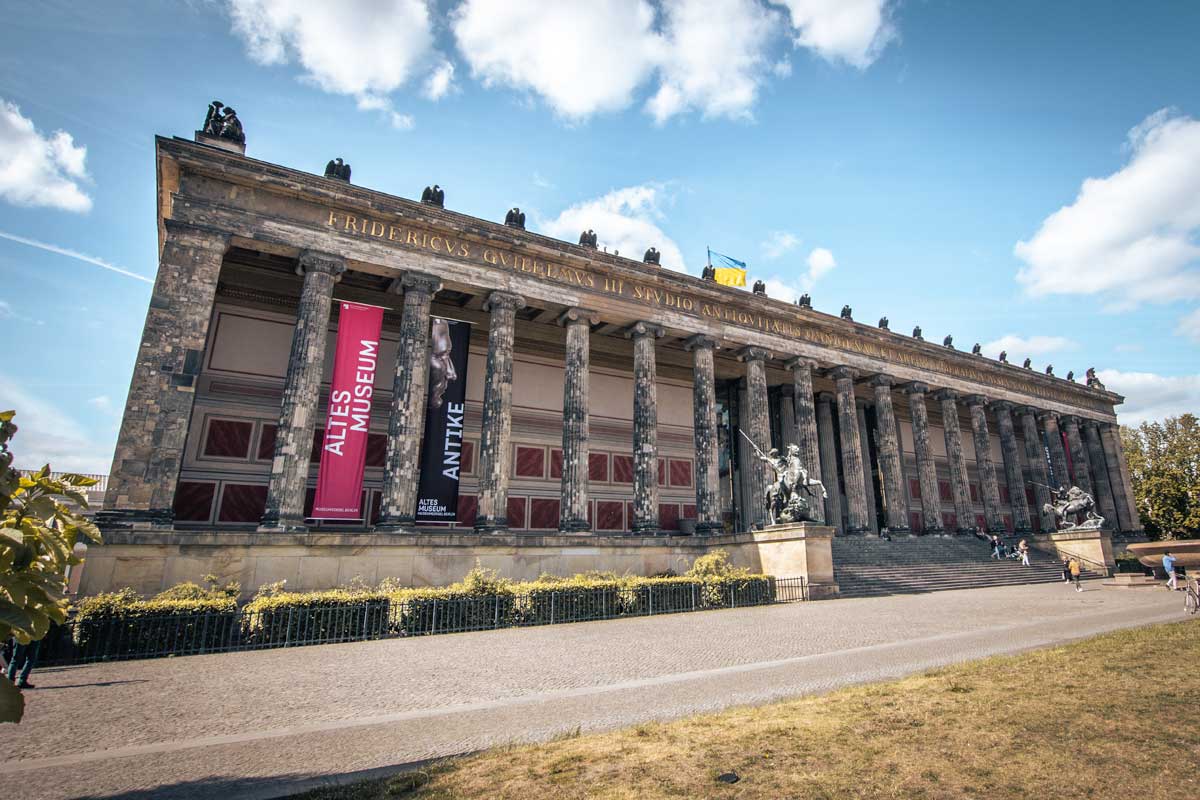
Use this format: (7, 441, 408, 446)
(78, 527, 838, 599)
(1026, 527, 1116, 574)
(194, 132, 246, 155)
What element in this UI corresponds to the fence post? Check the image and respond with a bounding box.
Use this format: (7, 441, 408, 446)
(649, 584, 654, 616)
(493, 594, 500, 629)
(729, 582, 735, 608)
(431, 600, 439, 635)
(550, 592, 556, 625)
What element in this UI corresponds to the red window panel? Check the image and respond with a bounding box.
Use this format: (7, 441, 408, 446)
(204, 419, 253, 458)
(173, 482, 216, 522)
(461, 440, 475, 475)
(1025, 485, 1036, 506)
(596, 500, 624, 531)
(310, 429, 324, 463)
(657, 458, 666, 487)
(217, 483, 267, 523)
(530, 498, 560, 529)
(682, 503, 697, 520)
(1004, 515, 1014, 533)
(256, 424, 277, 461)
(999, 486, 1010, 504)
(975, 514, 987, 531)
(588, 452, 609, 482)
(909, 478, 922, 500)
(658, 503, 680, 531)
(625, 501, 637, 529)
(506, 496, 528, 529)
(365, 433, 387, 468)
(970, 483, 980, 503)
(587, 502, 593, 526)
(669, 459, 693, 488)
(515, 446, 545, 478)
(938, 481, 952, 502)
(909, 511, 923, 533)
(456, 494, 478, 526)
(612, 455, 634, 484)
(942, 512, 958, 530)
(549, 449, 563, 480)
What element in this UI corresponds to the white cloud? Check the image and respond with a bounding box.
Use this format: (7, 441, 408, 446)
(0, 230, 152, 283)
(356, 95, 416, 130)
(980, 334, 1078, 360)
(532, 171, 554, 190)
(423, 59, 456, 101)
(1176, 308, 1200, 344)
(0, 376, 114, 473)
(453, 0, 659, 120)
(0, 99, 92, 213)
(646, 0, 778, 123)
(763, 231, 800, 260)
(539, 184, 686, 272)
(1099, 369, 1200, 426)
(773, 0, 897, 68)
(754, 245, 836, 302)
(1015, 109, 1200, 311)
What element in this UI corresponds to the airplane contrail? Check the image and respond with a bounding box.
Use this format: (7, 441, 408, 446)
(0, 230, 153, 284)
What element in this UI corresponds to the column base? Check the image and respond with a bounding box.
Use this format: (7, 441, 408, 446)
(373, 519, 417, 534)
(631, 521, 660, 535)
(693, 520, 724, 536)
(258, 512, 308, 533)
(95, 508, 175, 528)
(557, 518, 591, 534)
(474, 518, 509, 534)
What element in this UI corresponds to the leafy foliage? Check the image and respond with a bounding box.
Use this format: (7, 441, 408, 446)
(0, 409, 102, 722)
(1122, 414, 1200, 540)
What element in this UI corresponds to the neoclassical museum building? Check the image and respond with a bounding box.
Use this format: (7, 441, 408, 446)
(84, 114, 1141, 597)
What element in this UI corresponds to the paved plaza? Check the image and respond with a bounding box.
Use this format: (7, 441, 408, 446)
(0, 582, 1186, 800)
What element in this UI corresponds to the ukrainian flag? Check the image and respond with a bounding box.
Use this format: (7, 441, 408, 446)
(708, 248, 747, 287)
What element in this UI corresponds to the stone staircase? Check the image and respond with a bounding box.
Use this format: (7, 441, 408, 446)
(832, 535, 1096, 598)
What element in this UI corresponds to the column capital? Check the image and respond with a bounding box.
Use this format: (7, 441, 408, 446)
(867, 374, 894, 388)
(899, 381, 930, 395)
(397, 271, 443, 295)
(962, 394, 988, 408)
(1013, 404, 1038, 418)
(931, 388, 958, 402)
(624, 320, 665, 339)
(296, 250, 346, 280)
(557, 306, 599, 327)
(827, 365, 856, 381)
(988, 399, 1014, 413)
(785, 356, 820, 371)
(1080, 417, 1103, 432)
(483, 290, 525, 312)
(683, 333, 718, 352)
(736, 345, 771, 363)
(1036, 409, 1059, 424)
(816, 391, 836, 404)
(1060, 414, 1081, 427)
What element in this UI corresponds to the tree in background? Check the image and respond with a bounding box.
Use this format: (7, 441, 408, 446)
(0, 410, 101, 723)
(1122, 414, 1200, 540)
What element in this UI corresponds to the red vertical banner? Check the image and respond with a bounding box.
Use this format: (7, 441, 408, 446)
(311, 301, 385, 520)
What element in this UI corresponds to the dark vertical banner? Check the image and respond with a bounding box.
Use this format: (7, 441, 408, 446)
(415, 317, 472, 523)
(311, 302, 385, 520)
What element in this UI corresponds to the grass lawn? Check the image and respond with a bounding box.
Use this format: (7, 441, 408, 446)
(295, 618, 1200, 799)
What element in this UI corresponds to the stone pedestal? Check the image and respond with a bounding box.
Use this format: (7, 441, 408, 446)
(733, 523, 838, 599)
(1027, 526, 1116, 574)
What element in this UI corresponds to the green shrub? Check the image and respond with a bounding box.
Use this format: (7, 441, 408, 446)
(241, 588, 391, 645)
(72, 589, 238, 658)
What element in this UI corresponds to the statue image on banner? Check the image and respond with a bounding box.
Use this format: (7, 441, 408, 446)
(429, 318, 457, 410)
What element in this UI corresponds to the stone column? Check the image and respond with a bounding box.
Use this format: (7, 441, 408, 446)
(1039, 412, 1070, 490)
(786, 358, 824, 524)
(856, 399, 880, 534)
(989, 401, 1032, 534)
(738, 347, 772, 530)
(1015, 406, 1056, 532)
(103, 221, 230, 522)
(473, 291, 525, 533)
(1100, 423, 1141, 532)
(829, 367, 870, 534)
(260, 251, 346, 531)
(903, 383, 943, 534)
(932, 389, 974, 534)
(965, 395, 1004, 533)
(376, 272, 441, 531)
(815, 392, 844, 533)
(1082, 420, 1119, 526)
(869, 376, 909, 533)
(558, 308, 596, 533)
(1060, 416, 1093, 495)
(684, 335, 722, 534)
(628, 321, 665, 533)
(778, 385, 798, 447)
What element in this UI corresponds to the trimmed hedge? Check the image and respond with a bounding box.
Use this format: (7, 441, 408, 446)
(72, 590, 238, 659)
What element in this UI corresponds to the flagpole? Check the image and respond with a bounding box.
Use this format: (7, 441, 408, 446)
(707, 246, 711, 267)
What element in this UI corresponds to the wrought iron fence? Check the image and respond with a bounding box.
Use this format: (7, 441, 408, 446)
(38, 576, 808, 666)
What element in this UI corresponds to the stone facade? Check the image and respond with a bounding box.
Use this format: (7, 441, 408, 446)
(87, 133, 1142, 596)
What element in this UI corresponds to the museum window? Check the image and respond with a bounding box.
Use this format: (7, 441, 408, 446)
(682, 503, 696, 521)
(970, 483, 979, 503)
(529, 498, 559, 530)
(612, 454, 634, 484)
(999, 485, 1010, 504)
(656, 458, 666, 487)
(1025, 485, 1036, 506)
(909, 512, 923, 533)
(669, 459, 693, 488)
(461, 440, 476, 476)
(596, 500, 624, 531)
(942, 511, 957, 530)
(456, 494, 477, 526)
(549, 448, 563, 480)
(658, 503, 680, 531)
(514, 445, 546, 479)
(203, 418, 254, 459)
(938, 480, 952, 502)
(588, 452, 609, 483)
(216, 483, 268, 523)
(173, 481, 216, 523)
(506, 496, 528, 529)
(909, 478, 922, 500)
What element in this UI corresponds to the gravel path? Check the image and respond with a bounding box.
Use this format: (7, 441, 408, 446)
(0, 581, 1184, 800)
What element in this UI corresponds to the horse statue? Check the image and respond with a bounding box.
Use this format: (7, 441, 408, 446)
(757, 443, 827, 525)
(1043, 485, 1104, 530)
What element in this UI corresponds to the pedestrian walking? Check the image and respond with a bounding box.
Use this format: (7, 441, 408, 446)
(1061, 557, 1072, 583)
(1069, 557, 1082, 592)
(1162, 551, 1178, 591)
(990, 535, 1002, 559)
(6, 638, 40, 689)
(1018, 538, 1030, 567)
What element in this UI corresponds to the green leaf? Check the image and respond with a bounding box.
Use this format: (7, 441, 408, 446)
(0, 675, 25, 723)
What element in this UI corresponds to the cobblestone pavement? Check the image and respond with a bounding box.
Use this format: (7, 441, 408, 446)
(0, 582, 1185, 800)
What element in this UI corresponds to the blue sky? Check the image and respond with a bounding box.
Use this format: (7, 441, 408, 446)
(1, 0, 1198, 472)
